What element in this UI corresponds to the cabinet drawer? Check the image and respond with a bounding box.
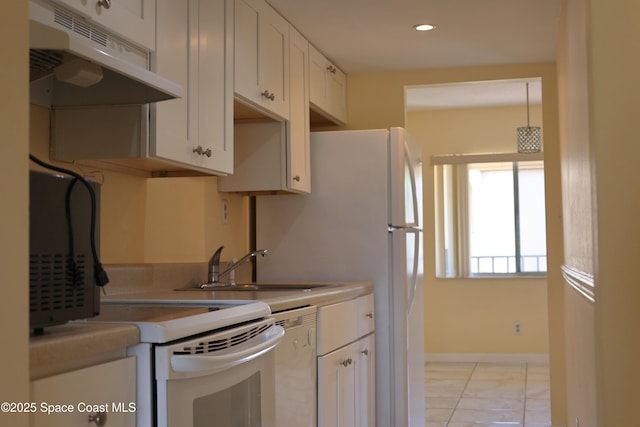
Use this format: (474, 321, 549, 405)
(317, 295, 375, 355)
(31, 357, 136, 427)
(357, 293, 375, 336)
(317, 298, 358, 355)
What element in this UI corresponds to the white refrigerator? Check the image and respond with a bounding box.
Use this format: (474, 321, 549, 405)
(255, 128, 425, 427)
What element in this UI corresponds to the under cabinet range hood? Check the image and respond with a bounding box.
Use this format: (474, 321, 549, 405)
(29, 0, 182, 107)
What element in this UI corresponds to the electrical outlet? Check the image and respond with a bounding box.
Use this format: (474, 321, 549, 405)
(514, 321, 522, 335)
(221, 199, 229, 224)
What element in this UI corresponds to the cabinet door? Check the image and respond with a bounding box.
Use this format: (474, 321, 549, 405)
(357, 334, 376, 427)
(31, 358, 136, 427)
(234, 0, 289, 120)
(152, 0, 233, 175)
(259, 3, 289, 119)
(317, 342, 358, 427)
(234, 0, 259, 100)
(326, 64, 347, 123)
(308, 44, 347, 124)
(51, 0, 156, 51)
(309, 44, 328, 112)
(287, 26, 311, 193)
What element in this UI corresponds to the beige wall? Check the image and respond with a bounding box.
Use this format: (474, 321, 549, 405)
(0, 2, 29, 426)
(408, 105, 549, 355)
(557, 1, 597, 426)
(558, 0, 640, 425)
(343, 63, 566, 425)
(588, 0, 640, 425)
(29, 105, 251, 266)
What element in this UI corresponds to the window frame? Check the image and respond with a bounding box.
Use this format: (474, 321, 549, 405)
(433, 152, 547, 279)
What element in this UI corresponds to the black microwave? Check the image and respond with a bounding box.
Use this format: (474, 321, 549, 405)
(29, 170, 102, 334)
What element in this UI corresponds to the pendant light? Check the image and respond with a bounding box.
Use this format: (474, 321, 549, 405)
(517, 82, 541, 153)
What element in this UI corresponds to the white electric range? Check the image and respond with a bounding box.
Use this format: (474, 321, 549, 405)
(92, 298, 284, 427)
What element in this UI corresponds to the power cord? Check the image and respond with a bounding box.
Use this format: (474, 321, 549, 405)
(29, 155, 109, 289)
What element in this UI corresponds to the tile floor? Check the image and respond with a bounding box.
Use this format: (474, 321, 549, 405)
(424, 361, 551, 427)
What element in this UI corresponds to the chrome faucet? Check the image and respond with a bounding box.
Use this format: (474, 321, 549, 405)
(200, 246, 267, 288)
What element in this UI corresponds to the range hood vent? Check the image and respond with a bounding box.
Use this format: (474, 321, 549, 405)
(29, 1, 182, 107)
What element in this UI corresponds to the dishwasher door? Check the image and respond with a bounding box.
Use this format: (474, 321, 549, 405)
(273, 305, 317, 427)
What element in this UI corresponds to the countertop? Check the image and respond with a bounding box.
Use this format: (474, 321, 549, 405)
(29, 281, 372, 379)
(104, 281, 373, 313)
(29, 322, 140, 380)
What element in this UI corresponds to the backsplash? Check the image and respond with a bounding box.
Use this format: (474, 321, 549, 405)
(104, 262, 253, 295)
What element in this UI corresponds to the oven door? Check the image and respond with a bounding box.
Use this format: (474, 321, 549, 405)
(155, 319, 284, 427)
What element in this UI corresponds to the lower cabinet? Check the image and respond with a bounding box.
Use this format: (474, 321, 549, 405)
(358, 333, 376, 427)
(317, 295, 376, 427)
(317, 333, 375, 427)
(30, 357, 136, 427)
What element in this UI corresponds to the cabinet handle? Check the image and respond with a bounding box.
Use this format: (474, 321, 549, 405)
(97, 0, 112, 9)
(327, 65, 337, 74)
(365, 312, 374, 319)
(293, 175, 301, 182)
(193, 146, 212, 157)
(88, 412, 108, 426)
(361, 348, 369, 356)
(261, 90, 276, 101)
(340, 358, 353, 367)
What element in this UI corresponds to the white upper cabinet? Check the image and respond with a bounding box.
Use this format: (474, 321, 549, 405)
(234, 0, 290, 120)
(309, 44, 347, 125)
(52, 0, 233, 176)
(49, 0, 156, 51)
(151, 0, 233, 175)
(286, 26, 311, 193)
(219, 22, 310, 194)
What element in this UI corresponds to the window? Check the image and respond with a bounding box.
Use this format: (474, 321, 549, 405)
(435, 159, 546, 277)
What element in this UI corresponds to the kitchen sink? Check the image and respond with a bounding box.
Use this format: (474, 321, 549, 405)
(177, 283, 338, 292)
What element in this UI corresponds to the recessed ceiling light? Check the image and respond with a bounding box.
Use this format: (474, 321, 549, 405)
(414, 24, 436, 31)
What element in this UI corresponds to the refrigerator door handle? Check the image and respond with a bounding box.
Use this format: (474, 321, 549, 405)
(404, 141, 421, 228)
(392, 226, 422, 313)
(407, 228, 421, 313)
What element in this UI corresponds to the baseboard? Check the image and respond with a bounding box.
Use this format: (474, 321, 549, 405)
(425, 353, 550, 364)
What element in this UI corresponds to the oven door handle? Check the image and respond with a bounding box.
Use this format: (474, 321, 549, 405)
(170, 325, 285, 374)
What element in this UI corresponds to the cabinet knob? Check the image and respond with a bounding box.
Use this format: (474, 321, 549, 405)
(365, 312, 374, 319)
(193, 146, 212, 157)
(261, 90, 276, 101)
(340, 358, 353, 367)
(361, 348, 369, 356)
(293, 175, 301, 182)
(97, 0, 112, 9)
(89, 412, 108, 426)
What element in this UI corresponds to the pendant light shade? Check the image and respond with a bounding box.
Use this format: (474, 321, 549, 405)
(517, 82, 542, 153)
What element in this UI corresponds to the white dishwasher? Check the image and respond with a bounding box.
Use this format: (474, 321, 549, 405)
(273, 305, 318, 427)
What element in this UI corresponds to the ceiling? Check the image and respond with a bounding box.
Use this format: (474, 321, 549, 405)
(266, 0, 562, 109)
